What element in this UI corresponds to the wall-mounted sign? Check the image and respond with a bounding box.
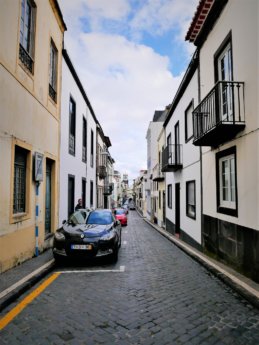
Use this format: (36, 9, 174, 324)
(35, 152, 43, 181)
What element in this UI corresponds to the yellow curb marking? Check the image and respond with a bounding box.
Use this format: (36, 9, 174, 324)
(0, 272, 60, 331)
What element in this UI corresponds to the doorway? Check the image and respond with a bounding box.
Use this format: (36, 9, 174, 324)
(175, 183, 180, 236)
(68, 175, 75, 218)
(45, 159, 52, 235)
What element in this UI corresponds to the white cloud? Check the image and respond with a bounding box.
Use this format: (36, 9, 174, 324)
(59, 0, 197, 180)
(131, 0, 197, 33)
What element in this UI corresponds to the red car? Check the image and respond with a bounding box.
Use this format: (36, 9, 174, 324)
(114, 208, 128, 226)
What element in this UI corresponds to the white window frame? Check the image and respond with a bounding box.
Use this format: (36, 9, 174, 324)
(219, 154, 236, 209)
(186, 180, 196, 219)
(185, 101, 194, 142)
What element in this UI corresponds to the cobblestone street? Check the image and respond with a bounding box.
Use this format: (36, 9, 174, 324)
(1, 211, 259, 344)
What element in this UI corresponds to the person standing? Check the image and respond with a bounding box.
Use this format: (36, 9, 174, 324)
(75, 198, 83, 211)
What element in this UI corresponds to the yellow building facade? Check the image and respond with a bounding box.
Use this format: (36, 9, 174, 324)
(0, 0, 66, 272)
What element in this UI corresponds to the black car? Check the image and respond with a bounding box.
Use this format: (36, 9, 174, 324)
(53, 209, 121, 263)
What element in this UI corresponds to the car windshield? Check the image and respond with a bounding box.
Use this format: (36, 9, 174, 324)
(68, 210, 88, 225)
(115, 209, 125, 215)
(86, 210, 113, 225)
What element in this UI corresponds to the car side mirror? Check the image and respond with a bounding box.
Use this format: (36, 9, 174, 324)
(62, 220, 66, 225)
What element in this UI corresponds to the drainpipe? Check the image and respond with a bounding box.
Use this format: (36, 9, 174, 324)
(35, 181, 40, 257)
(197, 49, 204, 249)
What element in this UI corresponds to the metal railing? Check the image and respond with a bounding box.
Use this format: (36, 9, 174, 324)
(162, 144, 183, 170)
(49, 84, 57, 102)
(19, 44, 33, 73)
(97, 165, 107, 179)
(193, 81, 245, 141)
(103, 183, 113, 195)
(153, 163, 164, 180)
(69, 134, 75, 155)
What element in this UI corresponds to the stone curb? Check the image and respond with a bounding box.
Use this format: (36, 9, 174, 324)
(144, 218, 259, 309)
(0, 260, 55, 312)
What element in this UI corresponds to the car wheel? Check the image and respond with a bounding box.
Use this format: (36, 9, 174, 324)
(53, 253, 63, 265)
(111, 247, 118, 263)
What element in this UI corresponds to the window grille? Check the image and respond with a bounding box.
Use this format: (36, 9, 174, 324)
(13, 147, 27, 213)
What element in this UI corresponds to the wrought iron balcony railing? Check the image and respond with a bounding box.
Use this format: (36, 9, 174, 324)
(82, 146, 86, 163)
(97, 165, 107, 179)
(193, 81, 245, 146)
(161, 144, 183, 172)
(152, 163, 164, 181)
(49, 84, 57, 102)
(69, 134, 75, 155)
(19, 44, 33, 73)
(103, 183, 113, 195)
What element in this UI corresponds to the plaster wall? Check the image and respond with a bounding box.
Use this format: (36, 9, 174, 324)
(199, 0, 259, 230)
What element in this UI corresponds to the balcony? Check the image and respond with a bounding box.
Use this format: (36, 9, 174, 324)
(97, 165, 107, 179)
(103, 183, 113, 195)
(193, 81, 245, 147)
(161, 144, 183, 172)
(19, 44, 33, 73)
(153, 163, 164, 181)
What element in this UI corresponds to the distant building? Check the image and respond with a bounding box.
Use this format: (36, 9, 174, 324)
(146, 110, 167, 221)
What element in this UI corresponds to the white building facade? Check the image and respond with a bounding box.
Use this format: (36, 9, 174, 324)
(186, 0, 259, 281)
(59, 50, 97, 224)
(146, 111, 166, 221)
(163, 53, 201, 249)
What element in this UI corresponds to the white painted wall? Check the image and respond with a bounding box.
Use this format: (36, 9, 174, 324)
(146, 120, 164, 220)
(199, 0, 259, 231)
(165, 68, 201, 244)
(59, 55, 96, 225)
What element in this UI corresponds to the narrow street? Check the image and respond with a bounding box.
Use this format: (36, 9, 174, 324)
(1, 211, 259, 345)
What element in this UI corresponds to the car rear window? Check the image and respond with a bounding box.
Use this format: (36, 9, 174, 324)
(86, 211, 113, 225)
(115, 209, 125, 215)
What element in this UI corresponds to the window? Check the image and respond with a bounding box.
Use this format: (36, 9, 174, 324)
(175, 122, 180, 164)
(82, 178, 86, 208)
(69, 97, 76, 155)
(214, 33, 233, 122)
(82, 117, 87, 162)
(216, 147, 237, 216)
(13, 146, 28, 213)
(159, 190, 161, 209)
(90, 130, 94, 167)
(186, 181, 196, 219)
(185, 100, 194, 142)
(19, 0, 36, 73)
(49, 40, 58, 102)
(167, 184, 172, 209)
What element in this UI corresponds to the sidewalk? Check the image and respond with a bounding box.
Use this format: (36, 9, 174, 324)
(143, 217, 259, 309)
(0, 249, 55, 312)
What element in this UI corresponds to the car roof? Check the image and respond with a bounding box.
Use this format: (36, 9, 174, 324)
(91, 209, 111, 213)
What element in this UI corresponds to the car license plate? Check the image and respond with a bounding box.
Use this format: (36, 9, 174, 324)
(71, 244, 92, 250)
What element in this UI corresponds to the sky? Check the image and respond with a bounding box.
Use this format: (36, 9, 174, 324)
(59, 0, 198, 184)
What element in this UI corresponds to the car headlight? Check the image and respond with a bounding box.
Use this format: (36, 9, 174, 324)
(100, 231, 115, 241)
(54, 231, 65, 240)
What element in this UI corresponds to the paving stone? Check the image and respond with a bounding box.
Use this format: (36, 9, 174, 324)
(1, 212, 259, 344)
